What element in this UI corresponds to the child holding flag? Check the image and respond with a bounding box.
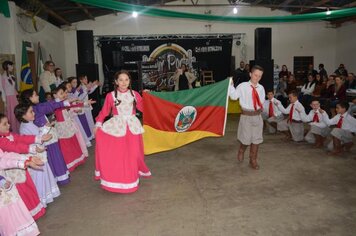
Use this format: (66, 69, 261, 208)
(94, 70, 151, 193)
(229, 65, 265, 170)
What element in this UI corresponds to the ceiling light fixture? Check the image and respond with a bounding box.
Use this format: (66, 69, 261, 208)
(233, 7, 238, 14)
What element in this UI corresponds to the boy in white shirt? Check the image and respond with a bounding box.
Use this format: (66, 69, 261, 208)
(262, 91, 283, 134)
(321, 101, 356, 155)
(229, 65, 265, 170)
(299, 99, 330, 148)
(276, 91, 305, 142)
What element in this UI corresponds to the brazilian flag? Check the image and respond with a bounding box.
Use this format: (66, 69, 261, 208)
(20, 41, 33, 91)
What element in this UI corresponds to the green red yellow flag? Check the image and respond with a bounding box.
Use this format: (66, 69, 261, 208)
(37, 42, 44, 79)
(143, 78, 231, 155)
(20, 41, 33, 91)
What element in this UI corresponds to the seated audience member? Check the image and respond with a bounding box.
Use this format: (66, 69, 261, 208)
(318, 75, 335, 115)
(299, 99, 330, 148)
(345, 73, 356, 90)
(334, 64, 348, 77)
(244, 63, 250, 74)
(276, 91, 305, 142)
(349, 98, 356, 117)
(318, 63, 328, 80)
(279, 65, 290, 79)
(329, 76, 346, 117)
(301, 74, 316, 95)
(300, 74, 316, 113)
(321, 101, 356, 155)
(275, 76, 288, 106)
(312, 74, 325, 98)
(285, 75, 297, 96)
(304, 64, 318, 82)
(262, 91, 284, 134)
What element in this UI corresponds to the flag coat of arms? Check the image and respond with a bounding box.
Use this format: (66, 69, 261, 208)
(143, 78, 231, 155)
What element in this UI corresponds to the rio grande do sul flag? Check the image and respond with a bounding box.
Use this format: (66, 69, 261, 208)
(143, 78, 231, 155)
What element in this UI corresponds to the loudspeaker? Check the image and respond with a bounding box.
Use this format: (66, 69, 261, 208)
(255, 28, 271, 60)
(230, 56, 236, 76)
(77, 30, 94, 64)
(249, 59, 274, 93)
(76, 63, 100, 118)
(76, 63, 99, 82)
(112, 51, 123, 68)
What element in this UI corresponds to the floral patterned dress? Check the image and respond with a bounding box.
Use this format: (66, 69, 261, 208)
(95, 90, 151, 193)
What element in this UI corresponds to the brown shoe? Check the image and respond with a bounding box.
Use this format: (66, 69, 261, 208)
(344, 142, 354, 152)
(328, 137, 343, 156)
(249, 144, 260, 170)
(249, 160, 260, 170)
(313, 135, 324, 148)
(237, 144, 247, 162)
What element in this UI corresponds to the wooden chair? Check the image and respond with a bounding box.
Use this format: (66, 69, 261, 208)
(201, 71, 215, 85)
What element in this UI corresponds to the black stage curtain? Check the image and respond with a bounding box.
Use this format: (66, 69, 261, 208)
(99, 37, 232, 93)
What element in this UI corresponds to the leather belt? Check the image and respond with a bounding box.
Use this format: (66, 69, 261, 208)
(241, 109, 262, 116)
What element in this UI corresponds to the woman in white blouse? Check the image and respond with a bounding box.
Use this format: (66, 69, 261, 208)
(39, 61, 56, 102)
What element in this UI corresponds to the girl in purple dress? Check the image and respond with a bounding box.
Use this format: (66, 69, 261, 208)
(78, 75, 99, 140)
(66, 79, 92, 147)
(19, 89, 70, 185)
(15, 103, 60, 207)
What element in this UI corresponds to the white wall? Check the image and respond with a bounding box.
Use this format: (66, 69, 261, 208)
(63, 29, 77, 78)
(63, 2, 339, 79)
(336, 23, 356, 73)
(1, 0, 354, 85)
(0, 1, 65, 86)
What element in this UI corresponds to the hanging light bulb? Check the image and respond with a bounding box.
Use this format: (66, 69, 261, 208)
(233, 7, 238, 14)
(132, 11, 138, 18)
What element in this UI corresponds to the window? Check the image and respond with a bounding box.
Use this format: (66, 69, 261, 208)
(293, 56, 313, 82)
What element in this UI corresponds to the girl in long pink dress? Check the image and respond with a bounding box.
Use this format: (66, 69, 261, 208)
(94, 70, 151, 193)
(0, 114, 51, 220)
(0, 61, 20, 133)
(0, 150, 42, 236)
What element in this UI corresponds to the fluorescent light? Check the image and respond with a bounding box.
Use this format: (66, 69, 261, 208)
(233, 7, 238, 14)
(132, 11, 138, 18)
